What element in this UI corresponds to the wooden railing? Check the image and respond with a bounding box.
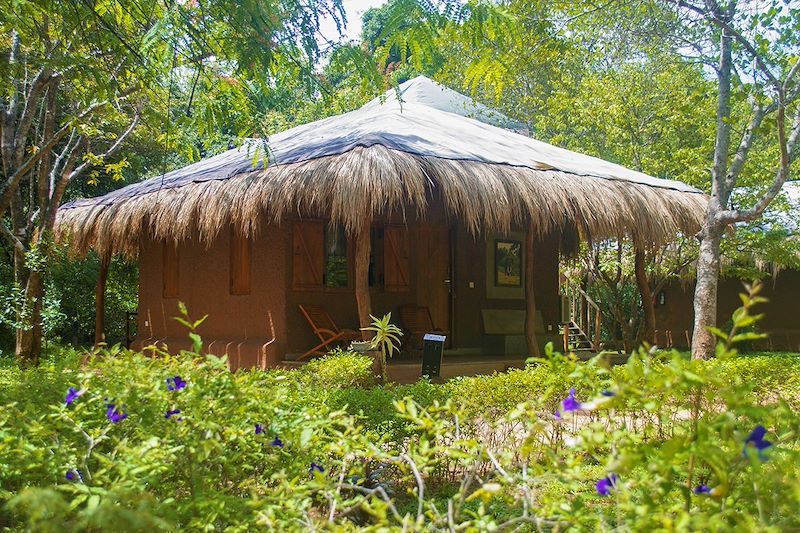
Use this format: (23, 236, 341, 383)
(560, 277, 602, 352)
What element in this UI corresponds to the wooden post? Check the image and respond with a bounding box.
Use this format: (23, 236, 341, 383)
(634, 246, 656, 346)
(353, 219, 373, 341)
(525, 228, 540, 356)
(594, 309, 601, 351)
(94, 253, 110, 347)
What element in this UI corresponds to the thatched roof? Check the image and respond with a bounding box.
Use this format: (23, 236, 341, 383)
(58, 76, 708, 257)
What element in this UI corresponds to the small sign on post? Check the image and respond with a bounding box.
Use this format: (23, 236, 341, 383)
(421, 333, 446, 378)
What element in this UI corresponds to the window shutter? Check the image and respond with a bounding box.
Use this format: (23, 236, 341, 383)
(384, 225, 410, 292)
(292, 220, 324, 289)
(163, 241, 179, 298)
(230, 231, 251, 295)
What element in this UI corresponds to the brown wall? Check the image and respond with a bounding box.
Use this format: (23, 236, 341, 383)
(136, 224, 288, 368)
(137, 217, 563, 363)
(655, 270, 800, 351)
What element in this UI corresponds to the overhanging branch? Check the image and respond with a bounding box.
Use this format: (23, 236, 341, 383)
(0, 222, 26, 257)
(718, 106, 800, 224)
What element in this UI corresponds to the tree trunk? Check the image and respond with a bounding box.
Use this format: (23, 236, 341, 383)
(524, 227, 540, 356)
(94, 254, 110, 346)
(691, 21, 733, 360)
(353, 219, 373, 341)
(15, 271, 43, 365)
(691, 226, 723, 359)
(634, 248, 655, 345)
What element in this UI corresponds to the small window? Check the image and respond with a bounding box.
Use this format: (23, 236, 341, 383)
(292, 220, 351, 290)
(324, 224, 349, 288)
(163, 241, 179, 298)
(230, 232, 251, 295)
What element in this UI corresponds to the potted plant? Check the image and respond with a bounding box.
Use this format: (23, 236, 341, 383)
(349, 340, 373, 354)
(361, 313, 403, 384)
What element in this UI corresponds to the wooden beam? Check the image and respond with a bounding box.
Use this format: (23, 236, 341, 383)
(525, 227, 541, 356)
(634, 247, 656, 345)
(353, 219, 373, 341)
(94, 253, 110, 347)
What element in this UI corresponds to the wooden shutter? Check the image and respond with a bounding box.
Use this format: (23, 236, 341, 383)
(292, 220, 324, 290)
(384, 225, 410, 292)
(163, 241, 179, 298)
(230, 231, 251, 295)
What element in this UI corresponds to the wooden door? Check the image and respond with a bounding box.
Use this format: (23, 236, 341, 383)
(415, 226, 451, 341)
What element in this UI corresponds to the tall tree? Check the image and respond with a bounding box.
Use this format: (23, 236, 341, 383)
(661, 1, 800, 358)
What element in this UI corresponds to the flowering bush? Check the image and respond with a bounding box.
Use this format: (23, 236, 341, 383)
(1, 288, 799, 530)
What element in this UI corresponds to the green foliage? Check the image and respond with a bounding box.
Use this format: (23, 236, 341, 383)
(301, 349, 376, 389)
(330, 378, 448, 443)
(2, 295, 800, 529)
(51, 250, 139, 347)
(445, 360, 574, 420)
(363, 312, 404, 360)
(0, 249, 139, 353)
(0, 346, 370, 530)
(361, 312, 404, 384)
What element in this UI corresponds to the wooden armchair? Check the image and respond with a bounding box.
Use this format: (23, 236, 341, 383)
(298, 304, 361, 360)
(399, 304, 449, 356)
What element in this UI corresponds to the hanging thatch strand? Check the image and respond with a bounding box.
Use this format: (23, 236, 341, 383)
(55, 76, 708, 257)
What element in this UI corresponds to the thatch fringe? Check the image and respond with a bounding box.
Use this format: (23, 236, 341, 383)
(56, 145, 708, 258)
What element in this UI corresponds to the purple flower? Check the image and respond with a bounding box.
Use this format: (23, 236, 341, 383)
(554, 410, 561, 419)
(270, 436, 284, 448)
(66, 469, 83, 482)
(310, 462, 325, 474)
(694, 484, 712, 494)
(743, 425, 773, 461)
(562, 388, 581, 412)
(165, 409, 182, 420)
(105, 403, 128, 424)
(255, 423, 264, 435)
(596, 474, 619, 496)
(65, 387, 83, 406)
(166, 376, 187, 391)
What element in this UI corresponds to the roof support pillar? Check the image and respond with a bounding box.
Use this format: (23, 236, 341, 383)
(94, 253, 110, 347)
(353, 219, 373, 341)
(525, 226, 541, 357)
(634, 246, 656, 345)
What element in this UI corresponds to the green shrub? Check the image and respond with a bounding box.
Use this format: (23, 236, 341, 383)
(2, 289, 800, 530)
(330, 378, 448, 443)
(0, 348, 376, 530)
(300, 349, 376, 389)
(709, 352, 800, 408)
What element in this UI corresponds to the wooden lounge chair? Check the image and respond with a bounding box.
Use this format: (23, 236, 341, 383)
(298, 304, 361, 360)
(399, 304, 449, 357)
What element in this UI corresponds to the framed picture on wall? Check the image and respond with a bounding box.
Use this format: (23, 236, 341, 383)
(494, 239, 522, 287)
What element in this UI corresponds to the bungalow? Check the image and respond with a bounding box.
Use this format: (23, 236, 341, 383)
(57, 76, 707, 372)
